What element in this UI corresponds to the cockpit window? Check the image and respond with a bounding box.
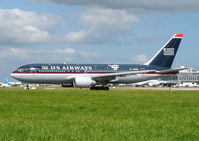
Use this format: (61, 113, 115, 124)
(17, 68, 23, 72)
(17, 65, 40, 73)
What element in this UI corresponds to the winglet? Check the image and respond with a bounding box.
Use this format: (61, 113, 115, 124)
(173, 34, 184, 38)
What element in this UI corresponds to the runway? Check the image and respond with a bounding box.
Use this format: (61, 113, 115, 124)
(113, 87, 199, 91)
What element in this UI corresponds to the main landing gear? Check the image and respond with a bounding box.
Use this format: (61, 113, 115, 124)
(90, 86, 109, 90)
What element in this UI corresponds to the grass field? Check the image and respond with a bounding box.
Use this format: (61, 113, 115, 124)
(0, 88, 199, 141)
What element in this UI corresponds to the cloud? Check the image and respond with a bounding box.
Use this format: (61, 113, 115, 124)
(64, 30, 91, 44)
(0, 8, 137, 45)
(56, 48, 76, 54)
(0, 48, 29, 61)
(0, 48, 103, 63)
(33, 0, 199, 13)
(136, 33, 159, 41)
(0, 9, 64, 46)
(63, 7, 138, 44)
(0, 47, 103, 80)
(131, 54, 148, 64)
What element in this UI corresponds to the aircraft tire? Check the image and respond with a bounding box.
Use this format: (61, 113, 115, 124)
(90, 86, 109, 91)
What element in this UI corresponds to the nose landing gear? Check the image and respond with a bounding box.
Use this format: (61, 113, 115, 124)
(24, 84, 30, 90)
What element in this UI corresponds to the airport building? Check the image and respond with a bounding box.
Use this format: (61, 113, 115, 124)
(160, 68, 199, 87)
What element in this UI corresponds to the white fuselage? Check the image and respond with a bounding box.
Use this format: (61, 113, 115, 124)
(11, 73, 161, 84)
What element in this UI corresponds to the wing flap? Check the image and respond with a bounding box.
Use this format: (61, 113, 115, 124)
(156, 68, 187, 74)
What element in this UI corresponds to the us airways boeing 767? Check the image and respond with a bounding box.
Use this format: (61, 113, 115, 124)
(11, 34, 185, 90)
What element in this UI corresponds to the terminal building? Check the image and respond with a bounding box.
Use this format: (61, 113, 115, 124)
(160, 68, 199, 87)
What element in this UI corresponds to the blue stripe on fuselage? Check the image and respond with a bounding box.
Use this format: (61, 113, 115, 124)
(13, 64, 167, 74)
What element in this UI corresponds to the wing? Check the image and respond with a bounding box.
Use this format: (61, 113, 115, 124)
(91, 68, 187, 83)
(91, 70, 156, 83)
(155, 68, 187, 74)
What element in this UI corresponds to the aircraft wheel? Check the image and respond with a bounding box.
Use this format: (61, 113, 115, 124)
(90, 86, 109, 91)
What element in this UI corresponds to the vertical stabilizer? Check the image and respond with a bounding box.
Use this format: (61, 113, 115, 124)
(4, 78, 9, 84)
(145, 34, 183, 68)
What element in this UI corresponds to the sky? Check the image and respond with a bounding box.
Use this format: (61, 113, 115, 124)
(0, 0, 199, 81)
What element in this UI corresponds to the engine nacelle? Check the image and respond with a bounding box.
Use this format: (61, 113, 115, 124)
(74, 77, 96, 88)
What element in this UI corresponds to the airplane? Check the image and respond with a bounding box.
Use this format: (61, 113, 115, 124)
(1, 78, 11, 88)
(10, 34, 185, 90)
(0, 78, 22, 88)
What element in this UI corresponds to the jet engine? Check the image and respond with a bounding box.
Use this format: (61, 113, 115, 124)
(74, 77, 96, 88)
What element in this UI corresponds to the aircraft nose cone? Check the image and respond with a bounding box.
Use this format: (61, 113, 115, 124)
(10, 73, 17, 79)
(10, 72, 23, 81)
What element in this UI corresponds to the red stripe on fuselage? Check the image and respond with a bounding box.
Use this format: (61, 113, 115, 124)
(11, 72, 177, 75)
(11, 72, 109, 74)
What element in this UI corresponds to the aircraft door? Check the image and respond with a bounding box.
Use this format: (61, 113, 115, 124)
(29, 67, 37, 80)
